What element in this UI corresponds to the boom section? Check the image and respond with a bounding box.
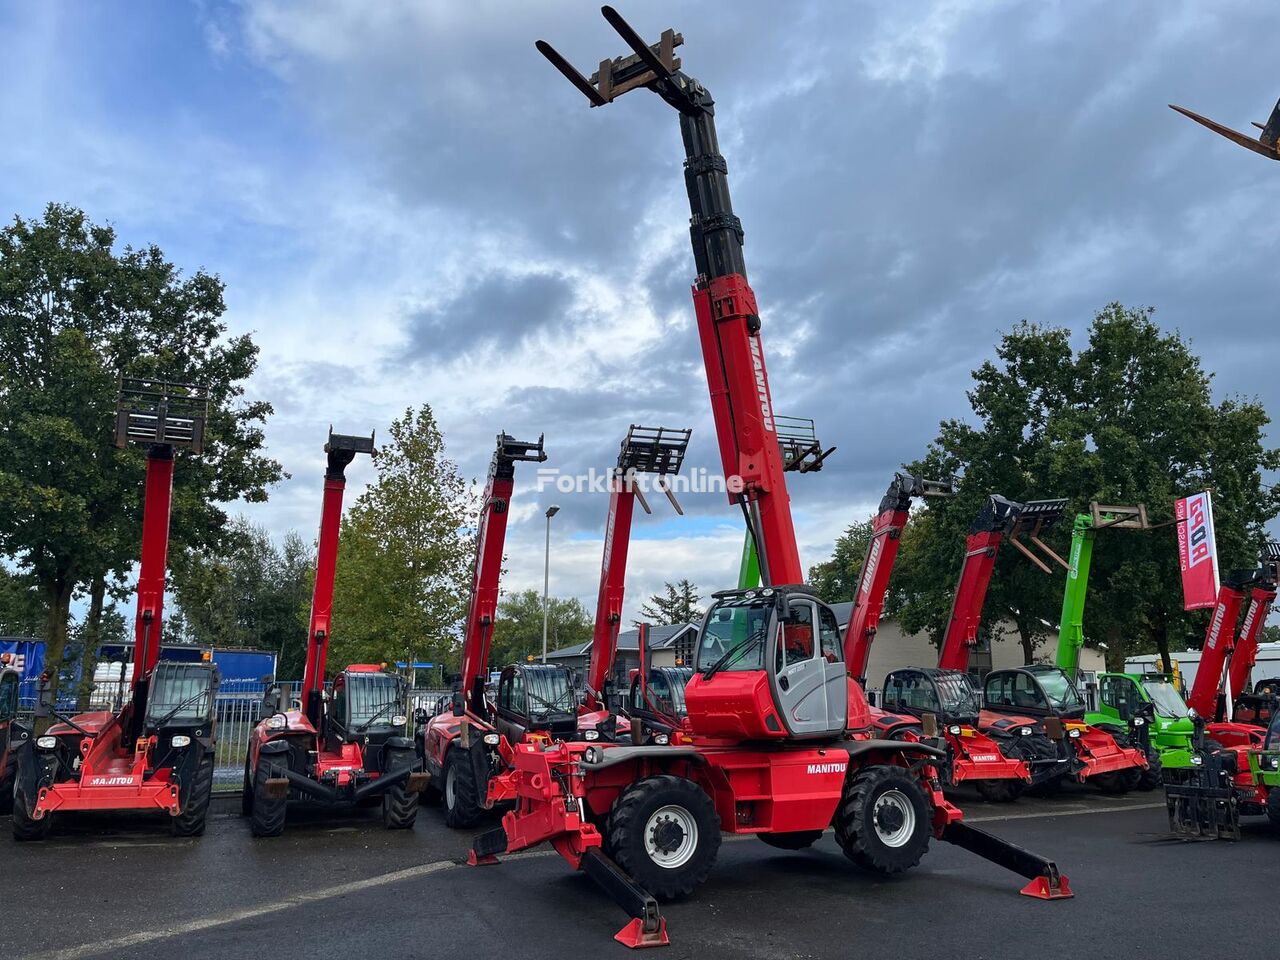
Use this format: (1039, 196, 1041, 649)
(845, 473, 955, 683)
(585, 425, 691, 710)
(301, 429, 375, 727)
(459, 434, 548, 715)
(1228, 547, 1280, 699)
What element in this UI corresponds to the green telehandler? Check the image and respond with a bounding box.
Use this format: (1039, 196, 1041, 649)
(1054, 503, 1191, 788)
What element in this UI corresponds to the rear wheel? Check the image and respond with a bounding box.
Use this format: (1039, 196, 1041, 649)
(606, 775, 721, 901)
(442, 748, 483, 829)
(249, 753, 288, 838)
(1267, 787, 1280, 828)
(11, 778, 50, 841)
(974, 778, 1025, 802)
(757, 830, 824, 850)
(171, 753, 214, 837)
(833, 765, 931, 874)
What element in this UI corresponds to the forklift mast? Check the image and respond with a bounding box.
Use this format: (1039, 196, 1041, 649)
(845, 473, 955, 684)
(584, 425, 691, 711)
(538, 8, 801, 587)
(114, 379, 207, 731)
(1054, 504, 1150, 677)
(458, 434, 548, 716)
(1187, 544, 1280, 718)
(937, 497, 1067, 673)
(300, 429, 376, 728)
(1169, 97, 1280, 162)
(736, 416, 835, 590)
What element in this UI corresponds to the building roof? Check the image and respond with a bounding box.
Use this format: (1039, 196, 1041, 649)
(546, 622, 698, 661)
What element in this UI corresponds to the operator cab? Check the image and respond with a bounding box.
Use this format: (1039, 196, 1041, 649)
(1235, 677, 1280, 727)
(1099, 672, 1188, 721)
(882, 667, 983, 726)
(327, 667, 409, 770)
(493, 663, 578, 744)
(983, 665, 1086, 721)
(626, 665, 691, 741)
(142, 661, 219, 751)
(684, 586, 847, 741)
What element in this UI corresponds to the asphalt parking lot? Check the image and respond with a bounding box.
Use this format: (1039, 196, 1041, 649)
(2, 786, 1273, 960)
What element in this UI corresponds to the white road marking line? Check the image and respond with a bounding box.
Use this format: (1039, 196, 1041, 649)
(19, 799, 1159, 959)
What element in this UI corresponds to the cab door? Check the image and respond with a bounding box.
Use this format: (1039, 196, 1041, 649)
(770, 599, 845, 737)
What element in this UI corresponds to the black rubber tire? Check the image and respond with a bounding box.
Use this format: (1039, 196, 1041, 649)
(0, 756, 15, 816)
(1093, 770, 1132, 795)
(12, 778, 50, 841)
(381, 754, 421, 830)
(171, 753, 214, 837)
(1267, 787, 1280, 828)
(606, 775, 721, 901)
(1137, 749, 1163, 791)
(249, 753, 288, 838)
(974, 778, 1026, 802)
(757, 830, 824, 850)
(442, 747, 483, 829)
(240, 753, 254, 817)
(833, 765, 931, 875)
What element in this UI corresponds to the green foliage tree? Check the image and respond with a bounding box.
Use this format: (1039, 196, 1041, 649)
(169, 520, 312, 678)
(637, 579, 704, 627)
(0, 204, 283, 714)
(0, 567, 45, 636)
(892, 304, 1280, 670)
(807, 517, 874, 604)
(329, 405, 475, 672)
(490, 589, 593, 667)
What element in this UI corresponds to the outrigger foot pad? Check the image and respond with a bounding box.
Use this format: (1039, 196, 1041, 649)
(615, 917, 669, 949)
(1020, 874, 1073, 900)
(468, 826, 508, 865)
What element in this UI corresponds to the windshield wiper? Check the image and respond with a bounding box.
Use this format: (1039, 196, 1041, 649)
(527, 688, 573, 716)
(355, 699, 401, 732)
(150, 688, 210, 730)
(702, 629, 765, 681)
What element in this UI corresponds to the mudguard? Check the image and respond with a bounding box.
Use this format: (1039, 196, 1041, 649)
(12, 725, 60, 816)
(578, 744, 703, 771)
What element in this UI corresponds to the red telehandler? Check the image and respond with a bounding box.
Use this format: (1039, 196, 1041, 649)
(849, 482, 1070, 801)
(244, 430, 427, 837)
(416, 433, 557, 829)
(577, 424, 691, 741)
(465, 9, 1073, 948)
(12, 380, 219, 840)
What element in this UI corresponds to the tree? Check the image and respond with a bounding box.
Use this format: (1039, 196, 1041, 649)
(490, 589, 593, 667)
(807, 518, 874, 604)
(329, 405, 475, 671)
(0, 204, 283, 713)
(637, 580, 703, 626)
(894, 304, 1280, 669)
(0, 567, 45, 636)
(168, 520, 312, 677)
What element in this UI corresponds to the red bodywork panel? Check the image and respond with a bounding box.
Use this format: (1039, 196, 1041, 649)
(585, 483, 637, 712)
(1227, 585, 1277, 703)
(459, 471, 517, 712)
(869, 709, 1031, 785)
(301, 475, 348, 708)
(692, 276, 802, 587)
(938, 530, 1005, 672)
(845, 506, 910, 681)
(1187, 584, 1248, 718)
(131, 452, 175, 690)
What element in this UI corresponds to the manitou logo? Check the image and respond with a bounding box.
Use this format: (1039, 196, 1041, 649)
(1068, 538, 1084, 580)
(860, 538, 884, 599)
(749, 338, 775, 433)
(806, 762, 847, 775)
(1240, 601, 1259, 643)
(970, 754, 1000, 762)
(88, 776, 136, 787)
(1205, 603, 1227, 651)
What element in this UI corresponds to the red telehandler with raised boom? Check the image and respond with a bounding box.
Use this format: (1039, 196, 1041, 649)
(464, 9, 1073, 949)
(244, 430, 426, 837)
(577, 424, 691, 741)
(13, 380, 219, 840)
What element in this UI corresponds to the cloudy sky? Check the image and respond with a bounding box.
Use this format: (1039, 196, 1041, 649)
(3, 1, 1278, 628)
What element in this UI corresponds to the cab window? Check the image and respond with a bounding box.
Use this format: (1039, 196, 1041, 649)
(886, 672, 939, 713)
(986, 672, 1047, 711)
(0, 673, 17, 722)
(780, 602, 816, 669)
(818, 606, 843, 664)
(498, 671, 513, 711)
(1101, 675, 1138, 719)
(509, 669, 525, 715)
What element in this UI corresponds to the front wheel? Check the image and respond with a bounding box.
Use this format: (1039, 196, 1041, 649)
(240, 754, 254, 817)
(974, 778, 1025, 802)
(0, 756, 15, 815)
(1137, 749, 1163, 791)
(1092, 770, 1132, 795)
(833, 765, 931, 874)
(606, 775, 721, 901)
(442, 748, 483, 829)
(1267, 787, 1280, 828)
(12, 778, 50, 842)
(171, 753, 214, 837)
(249, 753, 288, 838)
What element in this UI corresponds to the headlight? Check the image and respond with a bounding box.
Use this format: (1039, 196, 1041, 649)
(1019, 727, 1033, 736)
(265, 715, 286, 730)
(654, 733, 670, 745)
(584, 729, 600, 741)
(1132, 718, 1145, 726)
(36, 736, 58, 750)
(583, 746, 603, 765)
(482, 733, 501, 746)
(947, 725, 961, 736)
(392, 715, 407, 727)
(1190, 754, 1204, 765)
(1068, 728, 1082, 739)
(1270, 757, 1280, 770)
(170, 735, 192, 749)
(1187, 708, 1198, 720)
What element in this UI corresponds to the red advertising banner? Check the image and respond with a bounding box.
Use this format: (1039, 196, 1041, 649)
(1176, 491, 1220, 610)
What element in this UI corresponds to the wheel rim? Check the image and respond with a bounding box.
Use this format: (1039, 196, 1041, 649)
(644, 804, 698, 869)
(445, 763, 457, 810)
(872, 789, 916, 848)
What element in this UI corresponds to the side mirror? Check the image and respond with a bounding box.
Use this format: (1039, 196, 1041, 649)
(412, 706, 429, 726)
(451, 690, 466, 718)
(260, 687, 282, 718)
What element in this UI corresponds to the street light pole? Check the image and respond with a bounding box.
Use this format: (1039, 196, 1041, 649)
(542, 504, 560, 663)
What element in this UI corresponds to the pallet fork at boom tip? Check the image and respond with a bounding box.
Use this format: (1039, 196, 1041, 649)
(1170, 98, 1280, 161)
